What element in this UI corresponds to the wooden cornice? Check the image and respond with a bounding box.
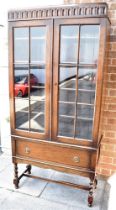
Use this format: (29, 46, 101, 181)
(8, 3, 108, 21)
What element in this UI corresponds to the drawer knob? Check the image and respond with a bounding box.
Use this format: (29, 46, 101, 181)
(25, 146, 31, 154)
(73, 156, 80, 163)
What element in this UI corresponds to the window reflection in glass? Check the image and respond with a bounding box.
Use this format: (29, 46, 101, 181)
(30, 66, 45, 100)
(59, 103, 75, 116)
(14, 66, 29, 98)
(15, 98, 29, 130)
(79, 25, 99, 64)
(14, 26, 46, 134)
(58, 117, 74, 137)
(30, 101, 45, 133)
(60, 26, 79, 63)
(14, 28, 29, 63)
(31, 27, 46, 63)
(76, 68, 96, 140)
(75, 119, 93, 140)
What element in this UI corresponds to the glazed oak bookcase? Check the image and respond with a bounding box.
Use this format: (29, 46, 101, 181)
(8, 3, 110, 206)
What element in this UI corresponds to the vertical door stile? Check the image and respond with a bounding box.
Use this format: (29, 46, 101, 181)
(74, 25, 80, 139)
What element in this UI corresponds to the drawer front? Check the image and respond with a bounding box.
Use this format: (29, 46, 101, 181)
(15, 139, 96, 169)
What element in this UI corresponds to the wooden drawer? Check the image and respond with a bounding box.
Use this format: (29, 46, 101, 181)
(15, 138, 96, 169)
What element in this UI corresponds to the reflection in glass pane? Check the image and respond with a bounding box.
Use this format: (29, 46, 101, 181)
(14, 28, 29, 63)
(14, 66, 29, 98)
(58, 117, 74, 137)
(30, 66, 45, 85)
(79, 25, 99, 64)
(59, 89, 76, 102)
(31, 27, 46, 63)
(30, 87, 45, 101)
(78, 91, 95, 104)
(60, 25, 79, 63)
(15, 98, 29, 130)
(75, 119, 93, 140)
(59, 103, 75, 116)
(78, 68, 96, 104)
(30, 101, 45, 132)
(76, 104, 94, 118)
(59, 67, 76, 85)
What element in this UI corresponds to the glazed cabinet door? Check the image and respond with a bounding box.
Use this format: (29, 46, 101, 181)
(9, 20, 52, 139)
(52, 18, 106, 146)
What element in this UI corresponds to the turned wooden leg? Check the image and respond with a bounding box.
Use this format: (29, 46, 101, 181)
(94, 177, 98, 189)
(88, 179, 94, 207)
(26, 164, 32, 175)
(13, 163, 19, 189)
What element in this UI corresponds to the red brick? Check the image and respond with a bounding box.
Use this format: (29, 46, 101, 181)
(100, 168, 111, 176)
(109, 90, 116, 97)
(102, 143, 115, 151)
(109, 51, 116, 58)
(110, 35, 116, 42)
(107, 118, 116, 125)
(103, 124, 116, 131)
(100, 150, 116, 158)
(111, 43, 116, 51)
(112, 58, 116, 65)
(99, 163, 116, 171)
(105, 131, 115, 138)
(103, 138, 116, 144)
(110, 74, 116, 81)
(105, 81, 116, 89)
(110, 3, 116, 10)
(103, 96, 116, 104)
(100, 156, 113, 164)
(108, 104, 116, 111)
(113, 158, 116, 165)
(103, 111, 116, 118)
(108, 66, 116, 73)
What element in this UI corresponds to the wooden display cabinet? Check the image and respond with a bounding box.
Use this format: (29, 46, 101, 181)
(8, 3, 110, 206)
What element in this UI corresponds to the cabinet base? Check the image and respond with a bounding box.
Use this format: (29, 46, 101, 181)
(13, 163, 97, 207)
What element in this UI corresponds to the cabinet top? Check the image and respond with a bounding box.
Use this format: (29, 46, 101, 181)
(8, 3, 109, 22)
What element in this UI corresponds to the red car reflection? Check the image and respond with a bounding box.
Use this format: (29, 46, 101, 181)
(15, 74, 38, 97)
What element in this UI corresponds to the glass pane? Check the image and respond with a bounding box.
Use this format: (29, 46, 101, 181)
(14, 28, 29, 63)
(30, 101, 45, 132)
(58, 67, 76, 137)
(77, 104, 94, 118)
(60, 25, 79, 63)
(78, 91, 95, 104)
(59, 103, 75, 116)
(15, 98, 29, 130)
(75, 119, 93, 140)
(79, 25, 99, 64)
(30, 64, 45, 85)
(59, 67, 76, 85)
(59, 89, 75, 102)
(58, 117, 74, 137)
(78, 68, 96, 104)
(30, 65, 45, 100)
(14, 66, 29, 98)
(31, 27, 46, 63)
(30, 87, 45, 101)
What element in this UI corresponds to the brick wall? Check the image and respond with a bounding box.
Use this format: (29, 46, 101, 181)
(64, 0, 116, 177)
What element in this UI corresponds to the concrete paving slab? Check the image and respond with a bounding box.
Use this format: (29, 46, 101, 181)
(0, 163, 54, 197)
(41, 177, 106, 210)
(0, 191, 70, 210)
